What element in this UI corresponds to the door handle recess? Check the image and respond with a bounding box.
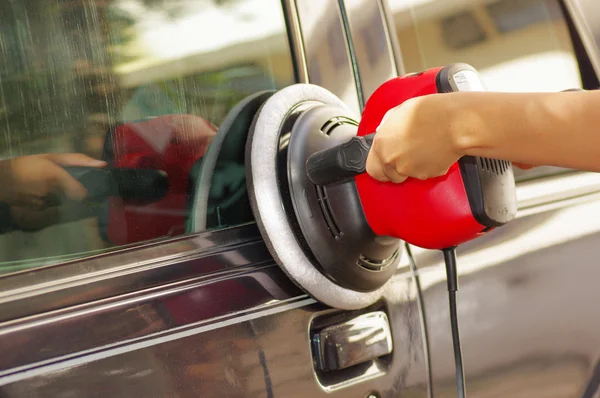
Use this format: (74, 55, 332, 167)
(311, 311, 393, 372)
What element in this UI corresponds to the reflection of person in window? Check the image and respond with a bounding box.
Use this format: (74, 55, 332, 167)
(0, 113, 218, 237)
(0, 153, 106, 233)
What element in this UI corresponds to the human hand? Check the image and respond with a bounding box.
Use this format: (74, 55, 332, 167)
(365, 94, 463, 183)
(364, 94, 539, 183)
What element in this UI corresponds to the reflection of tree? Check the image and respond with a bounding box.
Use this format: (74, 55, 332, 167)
(0, 0, 112, 155)
(139, 0, 241, 14)
(0, 0, 278, 156)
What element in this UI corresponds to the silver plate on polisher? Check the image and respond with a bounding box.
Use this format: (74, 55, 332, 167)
(245, 84, 399, 310)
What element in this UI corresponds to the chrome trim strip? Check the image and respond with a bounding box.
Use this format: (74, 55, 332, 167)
(379, 0, 404, 76)
(337, 0, 365, 108)
(282, 0, 309, 83)
(517, 171, 600, 211)
(342, 0, 399, 103)
(0, 296, 316, 386)
(0, 261, 305, 375)
(517, 190, 600, 219)
(0, 224, 271, 322)
(294, 0, 361, 114)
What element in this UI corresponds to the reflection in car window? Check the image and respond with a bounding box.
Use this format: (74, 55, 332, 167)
(0, 0, 294, 274)
(390, 0, 584, 180)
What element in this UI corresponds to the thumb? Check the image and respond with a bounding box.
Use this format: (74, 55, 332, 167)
(44, 153, 107, 168)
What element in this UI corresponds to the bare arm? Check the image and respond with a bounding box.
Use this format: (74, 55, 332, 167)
(455, 89, 600, 171)
(366, 89, 600, 183)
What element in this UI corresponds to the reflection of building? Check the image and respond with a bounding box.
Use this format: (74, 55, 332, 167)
(390, 0, 581, 92)
(0, 0, 120, 158)
(111, 0, 294, 124)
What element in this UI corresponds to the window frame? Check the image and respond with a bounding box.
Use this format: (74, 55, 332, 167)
(341, 0, 402, 108)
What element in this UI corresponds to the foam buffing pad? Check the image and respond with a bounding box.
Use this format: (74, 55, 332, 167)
(245, 84, 401, 310)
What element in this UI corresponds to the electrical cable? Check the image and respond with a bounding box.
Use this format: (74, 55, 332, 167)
(443, 247, 466, 398)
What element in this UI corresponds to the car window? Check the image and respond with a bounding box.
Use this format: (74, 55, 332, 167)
(389, 0, 584, 181)
(0, 0, 295, 275)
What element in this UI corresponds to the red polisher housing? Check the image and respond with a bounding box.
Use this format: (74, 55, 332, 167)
(355, 64, 517, 249)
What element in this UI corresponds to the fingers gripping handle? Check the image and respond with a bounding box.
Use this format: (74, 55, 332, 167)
(306, 133, 376, 186)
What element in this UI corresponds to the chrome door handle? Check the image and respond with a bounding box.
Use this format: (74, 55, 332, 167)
(311, 311, 393, 372)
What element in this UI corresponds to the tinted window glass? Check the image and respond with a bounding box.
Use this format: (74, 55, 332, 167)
(390, 0, 584, 180)
(0, 0, 295, 274)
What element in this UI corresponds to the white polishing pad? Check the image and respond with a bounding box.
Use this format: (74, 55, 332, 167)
(245, 84, 392, 310)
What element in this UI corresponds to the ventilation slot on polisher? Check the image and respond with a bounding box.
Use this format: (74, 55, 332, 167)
(478, 157, 511, 175)
(320, 116, 358, 136)
(358, 251, 399, 271)
(311, 116, 359, 240)
(316, 185, 342, 239)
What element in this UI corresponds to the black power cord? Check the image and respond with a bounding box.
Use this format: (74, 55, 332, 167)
(443, 247, 466, 398)
(405, 243, 466, 398)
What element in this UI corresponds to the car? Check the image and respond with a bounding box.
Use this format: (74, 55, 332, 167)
(0, 0, 599, 397)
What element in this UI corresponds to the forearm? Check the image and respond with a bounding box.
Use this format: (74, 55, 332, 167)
(451, 90, 600, 171)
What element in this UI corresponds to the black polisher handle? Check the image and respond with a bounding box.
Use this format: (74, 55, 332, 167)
(306, 133, 376, 186)
(63, 166, 169, 203)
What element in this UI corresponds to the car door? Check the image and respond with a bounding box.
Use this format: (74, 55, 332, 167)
(372, 0, 600, 396)
(0, 1, 430, 397)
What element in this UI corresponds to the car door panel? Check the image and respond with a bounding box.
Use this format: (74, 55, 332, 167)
(0, 264, 428, 397)
(415, 178, 600, 397)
